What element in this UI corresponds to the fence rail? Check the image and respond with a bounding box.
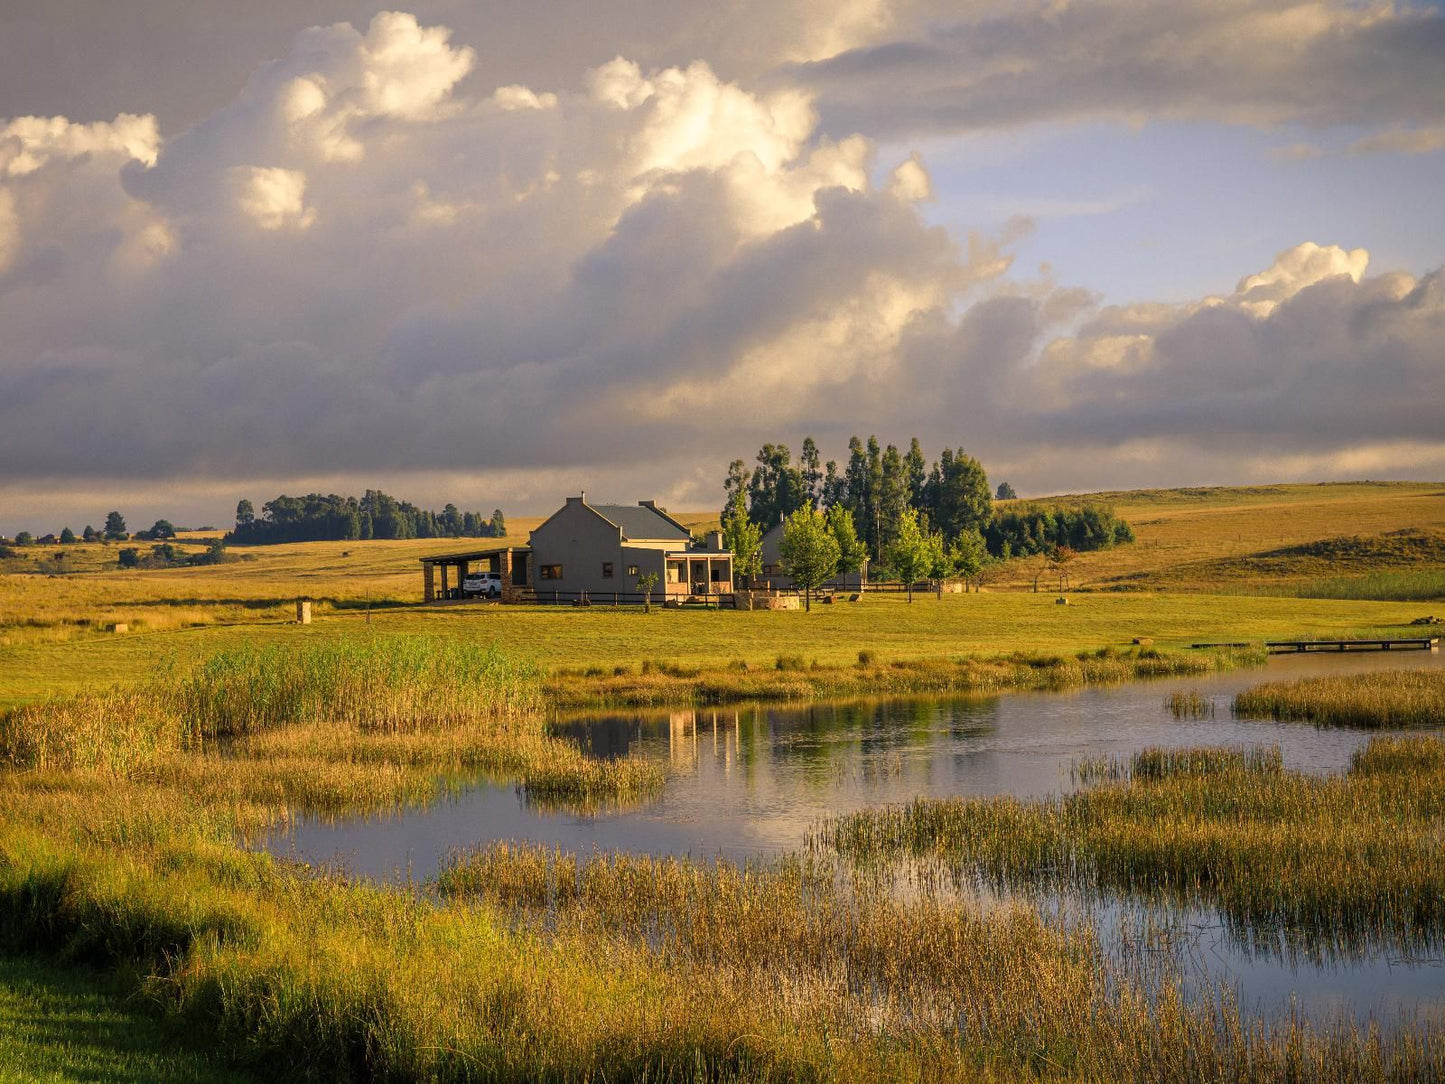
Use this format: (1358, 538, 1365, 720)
(528, 590, 735, 609)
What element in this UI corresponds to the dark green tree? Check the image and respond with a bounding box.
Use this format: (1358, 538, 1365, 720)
(59, 527, 76, 544)
(879, 443, 908, 551)
(149, 519, 176, 540)
(905, 437, 928, 511)
(996, 481, 1018, 500)
(14, 531, 33, 545)
(800, 436, 823, 508)
(117, 547, 140, 568)
(103, 511, 128, 541)
(748, 443, 806, 528)
(82, 525, 98, 542)
(235, 499, 255, 528)
(489, 509, 507, 537)
(826, 504, 868, 579)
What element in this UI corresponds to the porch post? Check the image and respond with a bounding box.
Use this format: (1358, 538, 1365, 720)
(423, 562, 435, 602)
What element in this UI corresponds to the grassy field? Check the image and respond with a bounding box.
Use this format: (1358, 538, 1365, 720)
(0, 955, 257, 1084)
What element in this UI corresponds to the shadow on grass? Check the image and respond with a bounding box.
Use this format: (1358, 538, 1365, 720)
(0, 953, 258, 1083)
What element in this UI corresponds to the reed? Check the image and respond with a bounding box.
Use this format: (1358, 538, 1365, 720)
(822, 737, 1445, 959)
(548, 645, 1265, 709)
(1165, 690, 1214, 719)
(1232, 669, 1445, 729)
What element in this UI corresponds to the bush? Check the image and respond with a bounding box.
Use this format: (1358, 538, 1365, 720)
(117, 548, 140, 569)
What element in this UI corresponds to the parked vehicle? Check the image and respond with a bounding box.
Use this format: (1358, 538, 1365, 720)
(461, 571, 504, 598)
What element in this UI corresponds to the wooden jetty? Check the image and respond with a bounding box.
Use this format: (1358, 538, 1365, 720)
(1265, 638, 1438, 653)
(1190, 638, 1439, 652)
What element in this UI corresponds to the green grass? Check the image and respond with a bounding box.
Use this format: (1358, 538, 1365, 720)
(0, 954, 256, 1083)
(1233, 670, 1445, 729)
(821, 736, 1445, 960)
(0, 590, 1432, 710)
(1230, 568, 1445, 602)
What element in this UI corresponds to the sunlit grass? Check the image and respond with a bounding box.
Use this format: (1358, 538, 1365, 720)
(821, 737, 1445, 960)
(1233, 670, 1445, 729)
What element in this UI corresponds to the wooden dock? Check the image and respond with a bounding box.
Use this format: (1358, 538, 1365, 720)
(1265, 638, 1439, 653)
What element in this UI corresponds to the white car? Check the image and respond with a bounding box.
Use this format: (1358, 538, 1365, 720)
(461, 571, 504, 598)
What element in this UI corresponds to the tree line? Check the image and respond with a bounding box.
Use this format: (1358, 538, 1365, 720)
(721, 436, 1133, 604)
(228, 491, 506, 544)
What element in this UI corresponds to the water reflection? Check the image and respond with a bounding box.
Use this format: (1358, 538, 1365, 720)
(269, 648, 1445, 1028)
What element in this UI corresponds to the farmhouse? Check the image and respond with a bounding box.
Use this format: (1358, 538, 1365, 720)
(753, 522, 868, 593)
(420, 494, 734, 603)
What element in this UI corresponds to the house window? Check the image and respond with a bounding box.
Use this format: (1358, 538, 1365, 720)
(762, 564, 776, 575)
(627, 564, 639, 576)
(711, 566, 726, 582)
(602, 562, 614, 578)
(540, 565, 563, 580)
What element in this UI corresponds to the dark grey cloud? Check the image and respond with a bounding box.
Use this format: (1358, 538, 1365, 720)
(789, 0, 1445, 143)
(2, 8, 1444, 535)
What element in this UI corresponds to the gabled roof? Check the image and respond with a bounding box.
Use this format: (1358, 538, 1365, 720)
(591, 503, 691, 542)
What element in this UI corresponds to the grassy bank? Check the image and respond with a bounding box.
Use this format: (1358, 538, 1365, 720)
(1232, 670, 1445, 729)
(820, 736, 1445, 959)
(0, 637, 661, 812)
(547, 644, 1266, 709)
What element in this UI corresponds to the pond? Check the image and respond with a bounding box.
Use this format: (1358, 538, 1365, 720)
(269, 647, 1445, 1029)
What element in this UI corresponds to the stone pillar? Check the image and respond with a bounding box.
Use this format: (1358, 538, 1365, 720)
(296, 598, 312, 624)
(423, 563, 435, 602)
(440, 564, 449, 600)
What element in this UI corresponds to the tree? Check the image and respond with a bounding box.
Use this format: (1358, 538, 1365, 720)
(905, 437, 928, 511)
(149, 519, 176, 540)
(748, 443, 806, 528)
(637, 571, 659, 613)
(865, 437, 883, 561)
(949, 527, 988, 590)
(800, 437, 823, 508)
(489, 509, 507, 538)
(722, 489, 763, 587)
(826, 504, 868, 581)
(1047, 545, 1077, 592)
(103, 511, 128, 541)
(117, 548, 140, 568)
(82, 525, 97, 543)
(878, 443, 908, 552)
(930, 449, 992, 542)
(821, 460, 845, 509)
(996, 481, 1018, 500)
(778, 506, 841, 612)
(886, 509, 939, 603)
(441, 503, 463, 536)
(721, 459, 751, 524)
(235, 499, 255, 528)
(14, 531, 32, 545)
(59, 527, 76, 544)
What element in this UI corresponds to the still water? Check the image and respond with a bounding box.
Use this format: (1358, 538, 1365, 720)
(271, 648, 1445, 1027)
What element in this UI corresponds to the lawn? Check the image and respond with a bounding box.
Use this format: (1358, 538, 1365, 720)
(0, 955, 256, 1084)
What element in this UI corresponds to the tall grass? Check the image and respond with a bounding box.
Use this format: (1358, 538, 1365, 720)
(550, 645, 1266, 709)
(0, 637, 660, 810)
(177, 637, 543, 736)
(1229, 569, 1445, 602)
(1233, 669, 1445, 729)
(821, 737, 1445, 959)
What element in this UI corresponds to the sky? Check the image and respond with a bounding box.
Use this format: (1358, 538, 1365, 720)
(1, 0, 1443, 534)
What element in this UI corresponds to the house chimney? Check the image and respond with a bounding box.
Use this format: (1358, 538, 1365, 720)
(706, 530, 724, 550)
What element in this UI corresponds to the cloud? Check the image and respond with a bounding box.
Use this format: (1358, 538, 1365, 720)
(0, 11, 1442, 532)
(787, 0, 1445, 145)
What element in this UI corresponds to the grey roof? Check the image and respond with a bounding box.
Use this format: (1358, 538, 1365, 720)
(592, 503, 691, 541)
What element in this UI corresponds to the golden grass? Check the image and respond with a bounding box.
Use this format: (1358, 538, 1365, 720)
(1233, 669, 1445, 729)
(822, 736, 1445, 960)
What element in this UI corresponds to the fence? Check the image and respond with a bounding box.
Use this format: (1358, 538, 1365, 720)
(529, 590, 735, 609)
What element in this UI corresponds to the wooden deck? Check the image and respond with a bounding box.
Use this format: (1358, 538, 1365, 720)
(1265, 638, 1439, 653)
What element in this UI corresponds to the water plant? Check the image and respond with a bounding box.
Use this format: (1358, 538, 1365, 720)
(1232, 669, 1445, 729)
(821, 737, 1445, 960)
